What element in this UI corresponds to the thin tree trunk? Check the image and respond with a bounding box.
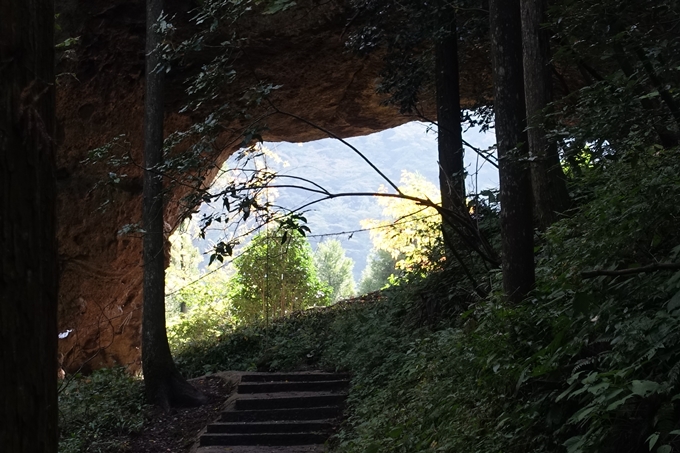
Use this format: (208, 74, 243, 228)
(142, 0, 205, 409)
(521, 0, 571, 230)
(435, 10, 475, 274)
(489, 0, 536, 302)
(0, 0, 58, 450)
(435, 20, 465, 212)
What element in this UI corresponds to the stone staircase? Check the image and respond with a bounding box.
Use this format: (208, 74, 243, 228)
(198, 372, 350, 452)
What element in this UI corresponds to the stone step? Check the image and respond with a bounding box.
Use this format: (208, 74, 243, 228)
(220, 406, 343, 422)
(206, 421, 334, 434)
(238, 380, 349, 394)
(240, 373, 350, 383)
(200, 372, 350, 451)
(200, 432, 328, 447)
(235, 394, 346, 411)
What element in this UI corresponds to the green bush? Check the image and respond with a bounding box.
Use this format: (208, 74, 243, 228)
(174, 305, 341, 377)
(167, 297, 236, 355)
(58, 368, 144, 453)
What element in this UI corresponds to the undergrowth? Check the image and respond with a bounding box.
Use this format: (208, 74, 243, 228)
(173, 147, 680, 453)
(57, 148, 679, 453)
(58, 368, 145, 453)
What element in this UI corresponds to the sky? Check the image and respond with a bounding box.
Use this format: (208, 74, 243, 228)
(196, 120, 498, 282)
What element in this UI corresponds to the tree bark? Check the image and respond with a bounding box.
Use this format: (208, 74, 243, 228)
(489, 0, 536, 302)
(0, 0, 58, 451)
(435, 21, 465, 212)
(521, 0, 571, 230)
(142, 0, 206, 409)
(435, 10, 476, 274)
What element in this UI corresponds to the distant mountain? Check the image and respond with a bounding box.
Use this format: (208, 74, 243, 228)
(196, 121, 497, 282)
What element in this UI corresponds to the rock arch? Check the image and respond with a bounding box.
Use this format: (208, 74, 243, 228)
(55, 0, 491, 372)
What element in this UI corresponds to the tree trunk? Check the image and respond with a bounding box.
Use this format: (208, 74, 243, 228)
(0, 0, 58, 451)
(435, 21, 465, 212)
(489, 0, 535, 302)
(142, 0, 206, 409)
(435, 10, 476, 274)
(521, 0, 571, 230)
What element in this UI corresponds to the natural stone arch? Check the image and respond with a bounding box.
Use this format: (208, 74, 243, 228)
(55, 0, 492, 372)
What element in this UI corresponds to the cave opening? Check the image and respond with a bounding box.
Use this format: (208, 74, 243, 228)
(163, 120, 498, 326)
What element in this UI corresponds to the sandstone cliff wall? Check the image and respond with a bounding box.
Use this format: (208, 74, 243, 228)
(55, 0, 491, 372)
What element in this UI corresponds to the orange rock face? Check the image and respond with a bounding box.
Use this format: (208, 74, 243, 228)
(55, 0, 491, 373)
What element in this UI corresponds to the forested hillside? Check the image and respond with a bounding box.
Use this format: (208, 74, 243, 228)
(2, 0, 680, 452)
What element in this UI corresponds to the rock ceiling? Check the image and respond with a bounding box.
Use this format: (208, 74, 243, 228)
(55, 0, 492, 372)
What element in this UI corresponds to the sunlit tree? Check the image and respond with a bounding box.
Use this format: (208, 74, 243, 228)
(362, 171, 444, 274)
(165, 221, 235, 351)
(230, 231, 330, 324)
(314, 240, 356, 302)
(358, 249, 399, 294)
(166, 220, 206, 316)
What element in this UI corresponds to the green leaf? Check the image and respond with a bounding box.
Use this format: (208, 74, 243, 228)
(387, 427, 403, 438)
(606, 394, 632, 411)
(564, 435, 585, 453)
(631, 380, 660, 397)
(647, 432, 660, 450)
(365, 443, 380, 453)
(657, 445, 671, 453)
(55, 36, 80, 49)
(638, 90, 660, 100)
(667, 290, 680, 312)
(569, 404, 597, 423)
(263, 0, 296, 15)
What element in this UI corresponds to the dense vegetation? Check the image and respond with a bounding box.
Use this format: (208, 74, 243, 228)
(171, 145, 680, 453)
(58, 142, 680, 452)
(58, 369, 144, 453)
(41, 0, 680, 451)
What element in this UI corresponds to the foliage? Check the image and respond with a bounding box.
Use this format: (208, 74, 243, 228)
(346, 0, 489, 114)
(547, 0, 679, 160)
(58, 368, 144, 453)
(362, 171, 444, 274)
(166, 277, 236, 354)
(229, 230, 330, 324)
(165, 221, 208, 315)
(173, 146, 680, 453)
(165, 221, 236, 353)
(532, 147, 680, 453)
(60, 1, 680, 452)
(173, 299, 353, 376)
(314, 240, 356, 302)
(358, 248, 399, 294)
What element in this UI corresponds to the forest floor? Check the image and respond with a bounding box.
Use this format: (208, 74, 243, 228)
(127, 375, 233, 453)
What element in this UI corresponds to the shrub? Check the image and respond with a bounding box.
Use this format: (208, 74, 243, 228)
(58, 368, 144, 453)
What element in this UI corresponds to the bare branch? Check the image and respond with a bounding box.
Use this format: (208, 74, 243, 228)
(581, 262, 680, 279)
(413, 109, 499, 169)
(267, 103, 403, 194)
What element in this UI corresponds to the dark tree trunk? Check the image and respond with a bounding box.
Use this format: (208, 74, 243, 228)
(0, 0, 58, 451)
(435, 21, 465, 212)
(489, 0, 535, 302)
(142, 0, 206, 409)
(435, 10, 477, 277)
(521, 0, 571, 230)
